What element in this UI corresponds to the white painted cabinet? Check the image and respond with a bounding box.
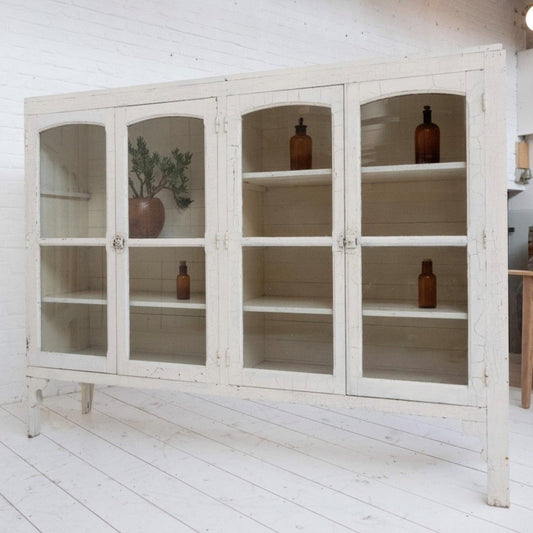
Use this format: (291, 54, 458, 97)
(25, 47, 509, 506)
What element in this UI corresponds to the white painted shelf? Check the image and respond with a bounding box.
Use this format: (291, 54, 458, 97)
(41, 190, 92, 200)
(43, 346, 107, 357)
(243, 296, 333, 315)
(242, 168, 332, 187)
(130, 292, 206, 309)
(249, 360, 333, 375)
(77, 346, 107, 357)
(242, 296, 466, 319)
(362, 162, 466, 183)
(130, 351, 206, 365)
(42, 290, 206, 310)
(363, 300, 467, 320)
(42, 290, 106, 305)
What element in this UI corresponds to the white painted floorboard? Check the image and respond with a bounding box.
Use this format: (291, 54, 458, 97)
(0, 387, 531, 533)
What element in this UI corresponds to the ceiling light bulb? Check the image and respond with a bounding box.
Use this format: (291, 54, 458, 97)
(527, 6, 533, 31)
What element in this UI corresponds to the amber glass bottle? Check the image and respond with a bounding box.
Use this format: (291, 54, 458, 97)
(418, 259, 436, 308)
(176, 260, 190, 300)
(290, 117, 312, 170)
(415, 106, 440, 164)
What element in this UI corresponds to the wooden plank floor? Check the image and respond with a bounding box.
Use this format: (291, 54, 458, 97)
(1, 386, 532, 532)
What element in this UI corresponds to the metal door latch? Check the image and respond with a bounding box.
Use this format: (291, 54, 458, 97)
(337, 234, 358, 249)
(112, 234, 125, 251)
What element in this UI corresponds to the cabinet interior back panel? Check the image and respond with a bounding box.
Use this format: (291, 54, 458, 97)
(40, 124, 106, 238)
(244, 247, 333, 299)
(362, 246, 467, 304)
(130, 307, 206, 364)
(361, 93, 466, 167)
(244, 185, 332, 237)
(362, 178, 466, 236)
(129, 247, 205, 295)
(363, 316, 468, 384)
(128, 117, 205, 238)
(242, 106, 332, 173)
(244, 313, 333, 372)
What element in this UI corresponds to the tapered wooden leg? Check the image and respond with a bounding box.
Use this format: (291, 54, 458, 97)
(487, 390, 510, 507)
(522, 277, 533, 409)
(486, 424, 510, 506)
(27, 377, 48, 438)
(80, 383, 95, 414)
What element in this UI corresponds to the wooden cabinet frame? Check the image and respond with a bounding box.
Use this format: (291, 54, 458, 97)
(25, 46, 509, 506)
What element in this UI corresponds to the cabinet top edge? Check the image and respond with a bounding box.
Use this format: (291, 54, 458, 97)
(24, 44, 503, 116)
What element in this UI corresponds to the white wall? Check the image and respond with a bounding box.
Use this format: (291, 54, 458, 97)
(0, 0, 527, 403)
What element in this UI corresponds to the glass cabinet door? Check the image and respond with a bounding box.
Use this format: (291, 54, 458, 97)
(115, 99, 219, 383)
(28, 110, 115, 372)
(226, 86, 346, 394)
(346, 72, 485, 405)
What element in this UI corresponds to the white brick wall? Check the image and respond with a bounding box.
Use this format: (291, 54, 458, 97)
(0, 0, 526, 403)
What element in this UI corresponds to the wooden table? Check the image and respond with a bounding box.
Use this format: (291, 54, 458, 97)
(509, 270, 533, 408)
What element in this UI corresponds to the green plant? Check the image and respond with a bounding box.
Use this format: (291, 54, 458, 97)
(128, 136, 193, 209)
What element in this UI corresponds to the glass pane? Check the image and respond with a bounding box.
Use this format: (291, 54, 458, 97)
(128, 117, 204, 239)
(243, 246, 333, 373)
(40, 125, 106, 238)
(129, 247, 206, 364)
(361, 93, 466, 167)
(242, 105, 332, 237)
(244, 312, 333, 374)
(41, 246, 107, 355)
(362, 177, 467, 237)
(360, 94, 467, 238)
(361, 246, 467, 384)
(362, 316, 467, 384)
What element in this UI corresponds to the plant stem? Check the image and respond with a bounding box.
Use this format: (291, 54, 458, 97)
(129, 180, 140, 198)
(151, 174, 169, 197)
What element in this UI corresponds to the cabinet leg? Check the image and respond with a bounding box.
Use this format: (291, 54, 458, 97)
(80, 383, 95, 414)
(27, 377, 48, 438)
(486, 410, 510, 507)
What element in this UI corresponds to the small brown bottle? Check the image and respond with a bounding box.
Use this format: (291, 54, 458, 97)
(418, 259, 436, 308)
(415, 105, 440, 164)
(290, 117, 312, 170)
(176, 260, 190, 300)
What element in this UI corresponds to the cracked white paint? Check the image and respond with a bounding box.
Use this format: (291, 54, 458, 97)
(26, 48, 508, 505)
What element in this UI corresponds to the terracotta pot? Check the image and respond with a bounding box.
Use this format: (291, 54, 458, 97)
(128, 197, 165, 238)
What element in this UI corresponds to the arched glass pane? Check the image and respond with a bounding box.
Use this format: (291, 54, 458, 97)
(128, 117, 204, 239)
(242, 105, 332, 237)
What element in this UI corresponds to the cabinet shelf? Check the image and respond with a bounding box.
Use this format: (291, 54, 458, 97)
(42, 290, 206, 310)
(362, 300, 467, 320)
(243, 296, 333, 315)
(130, 292, 206, 310)
(242, 296, 466, 319)
(130, 351, 205, 365)
(251, 360, 333, 375)
(42, 290, 106, 305)
(242, 168, 332, 187)
(41, 190, 92, 200)
(362, 162, 466, 183)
